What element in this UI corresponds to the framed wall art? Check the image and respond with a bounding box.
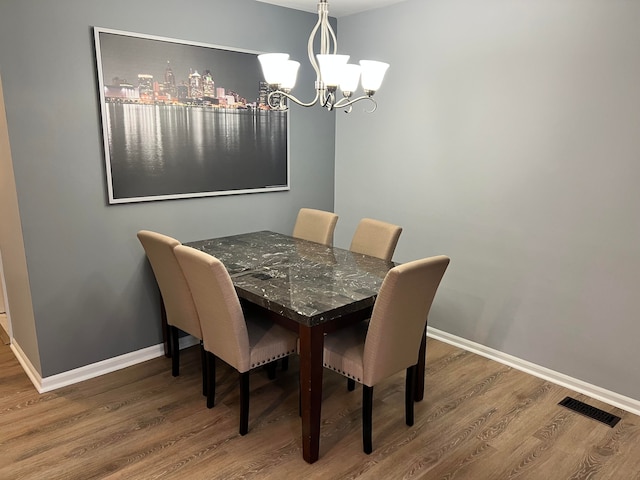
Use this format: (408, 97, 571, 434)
(93, 27, 289, 204)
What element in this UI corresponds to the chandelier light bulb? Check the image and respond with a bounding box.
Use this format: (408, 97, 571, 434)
(258, 53, 290, 86)
(317, 54, 349, 88)
(280, 60, 300, 91)
(339, 64, 361, 95)
(359, 60, 390, 93)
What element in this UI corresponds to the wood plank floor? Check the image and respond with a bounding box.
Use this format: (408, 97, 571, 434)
(1, 338, 639, 479)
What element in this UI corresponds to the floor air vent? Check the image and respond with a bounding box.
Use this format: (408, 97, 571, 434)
(558, 396, 621, 428)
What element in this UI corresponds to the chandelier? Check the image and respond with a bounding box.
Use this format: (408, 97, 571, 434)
(258, 0, 389, 113)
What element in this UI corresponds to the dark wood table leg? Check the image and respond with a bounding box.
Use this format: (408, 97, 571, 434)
(414, 326, 427, 401)
(298, 324, 324, 464)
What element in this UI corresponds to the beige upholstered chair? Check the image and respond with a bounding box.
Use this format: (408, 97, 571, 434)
(137, 230, 204, 385)
(344, 217, 403, 391)
(350, 218, 403, 261)
(323, 255, 450, 454)
(174, 245, 298, 435)
(292, 208, 339, 246)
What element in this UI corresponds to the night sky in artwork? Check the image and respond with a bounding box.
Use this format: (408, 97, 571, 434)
(96, 30, 264, 100)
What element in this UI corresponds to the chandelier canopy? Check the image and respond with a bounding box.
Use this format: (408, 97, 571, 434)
(258, 0, 389, 113)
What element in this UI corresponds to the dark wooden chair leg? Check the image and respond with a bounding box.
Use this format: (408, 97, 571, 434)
(347, 378, 356, 391)
(406, 365, 416, 426)
(160, 295, 171, 358)
(206, 352, 216, 409)
(171, 326, 180, 377)
(266, 361, 277, 380)
(281, 356, 289, 371)
(363, 385, 374, 454)
(239, 372, 250, 435)
(414, 326, 427, 401)
(201, 342, 208, 396)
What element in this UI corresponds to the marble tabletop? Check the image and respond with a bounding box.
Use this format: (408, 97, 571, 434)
(185, 231, 395, 327)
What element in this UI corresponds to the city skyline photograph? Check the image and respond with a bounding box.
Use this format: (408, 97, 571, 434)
(93, 27, 289, 205)
(95, 28, 264, 102)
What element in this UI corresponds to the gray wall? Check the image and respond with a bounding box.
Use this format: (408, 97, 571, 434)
(0, 0, 335, 377)
(335, 0, 640, 401)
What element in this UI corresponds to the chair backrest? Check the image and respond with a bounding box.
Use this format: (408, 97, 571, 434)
(349, 218, 402, 261)
(137, 230, 201, 340)
(292, 208, 339, 246)
(362, 255, 450, 386)
(173, 245, 251, 372)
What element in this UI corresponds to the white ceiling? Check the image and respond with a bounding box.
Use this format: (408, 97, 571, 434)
(255, 0, 408, 18)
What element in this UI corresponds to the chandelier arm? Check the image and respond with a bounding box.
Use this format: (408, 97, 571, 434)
(325, 13, 338, 55)
(318, 1, 331, 55)
(307, 10, 323, 79)
(333, 95, 378, 113)
(319, 19, 337, 56)
(268, 89, 321, 109)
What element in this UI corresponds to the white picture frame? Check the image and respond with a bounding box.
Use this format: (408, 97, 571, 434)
(93, 27, 290, 204)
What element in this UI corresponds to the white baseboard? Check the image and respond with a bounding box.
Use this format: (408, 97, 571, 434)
(427, 326, 640, 417)
(11, 335, 200, 393)
(10, 339, 42, 391)
(11, 328, 640, 417)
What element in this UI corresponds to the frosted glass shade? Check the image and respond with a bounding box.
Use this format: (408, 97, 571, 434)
(258, 53, 290, 86)
(280, 60, 300, 90)
(317, 54, 349, 87)
(359, 60, 390, 92)
(339, 64, 361, 93)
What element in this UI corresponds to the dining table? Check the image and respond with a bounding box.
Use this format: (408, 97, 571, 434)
(185, 230, 428, 464)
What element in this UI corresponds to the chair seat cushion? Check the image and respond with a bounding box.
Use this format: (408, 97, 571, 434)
(323, 320, 369, 385)
(246, 313, 298, 371)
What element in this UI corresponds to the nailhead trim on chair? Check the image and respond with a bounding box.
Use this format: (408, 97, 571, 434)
(250, 349, 296, 369)
(323, 363, 361, 383)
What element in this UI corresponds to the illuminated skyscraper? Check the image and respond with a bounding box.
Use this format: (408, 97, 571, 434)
(188, 70, 202, 99)
(164, 61, 176, 98)
(138, 74, 153, 102)
(202, 70, 215, 98)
